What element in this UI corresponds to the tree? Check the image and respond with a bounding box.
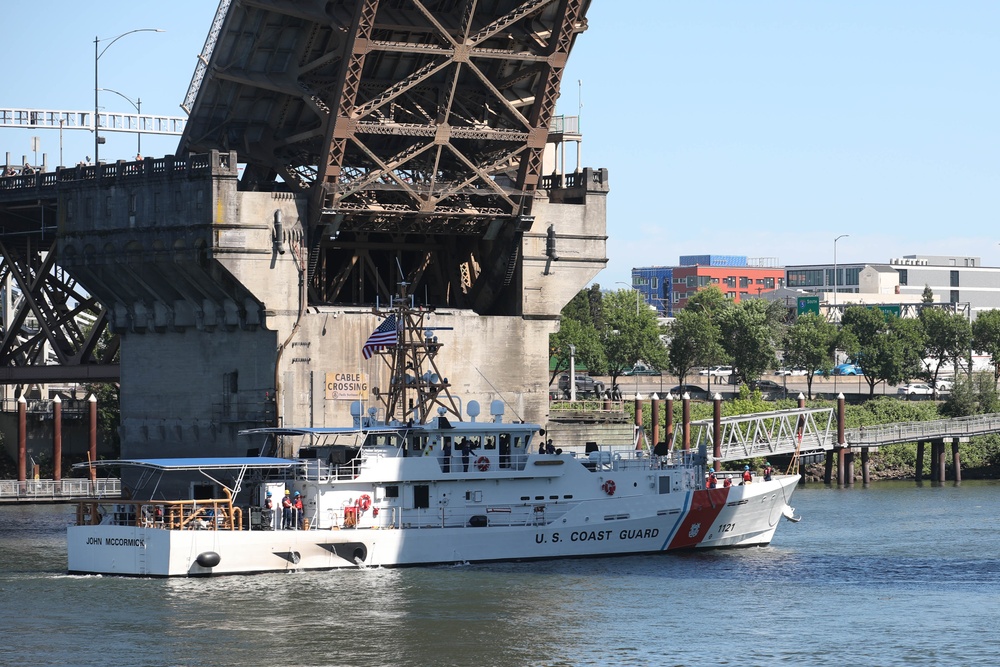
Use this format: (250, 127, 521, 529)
(841, 306, 923, 397)
(549, 317, 606, 382)
(941, 371, 1000, 417)
(600, 289, 667, 392)
(562, 284, 604, 330)
(783, 313, 838, 399)
(715, 299, 781, 386)
(972, 309, 1000, 386)
(919, 308, 972, 394)
(921, 285, 934, 303)
(667, 307, 722, 386)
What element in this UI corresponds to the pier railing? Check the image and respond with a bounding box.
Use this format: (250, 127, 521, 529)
(0, 478, 121, 501)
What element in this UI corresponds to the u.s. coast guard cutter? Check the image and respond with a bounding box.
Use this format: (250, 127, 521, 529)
(67, 295, 800, 576)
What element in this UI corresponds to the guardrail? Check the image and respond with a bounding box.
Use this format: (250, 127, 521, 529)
(0, 478, 121, 501)
(846, 413, 1000, 447)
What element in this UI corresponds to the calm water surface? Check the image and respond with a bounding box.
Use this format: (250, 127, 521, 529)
(2, 481, 998, 667)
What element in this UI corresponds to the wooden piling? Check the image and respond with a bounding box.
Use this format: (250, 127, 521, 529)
(682, 393, 691, 451)
(634, 393, 643, 449)
(836, 394, 846, 487)
(651, 394, 660, 448)
(88, 394, 98, 482)
(713, 393, 722, 472)
(665, 394, 674, 445)
(861, 447, 870, 486)
(17, 395, 26, 484)
(915, 441, 925, 482)
(53, 395, 63, 482)
(937, 439, 947, 483)
(952, 438, 962, 483)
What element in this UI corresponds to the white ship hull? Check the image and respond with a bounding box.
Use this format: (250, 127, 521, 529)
(68, 474, 799, 577)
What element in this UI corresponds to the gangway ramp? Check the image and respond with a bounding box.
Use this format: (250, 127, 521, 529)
(674, 407, 836, 463)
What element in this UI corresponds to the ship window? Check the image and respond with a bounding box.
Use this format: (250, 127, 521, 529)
(520, 496, 530, 501)
(549, 495, 558, 500)
(534, 496, 544, 500)
(484, 435, 496, 450)
(563, 495, 573, 499)
(658, 476, 671, 494)
(409, 435, 427, 452)
(468, 435, 482, 449)
(384, 485, 399, 498)
(413, 485, 430, 509)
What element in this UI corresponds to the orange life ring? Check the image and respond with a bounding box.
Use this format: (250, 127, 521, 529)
(602, 480, 616, 496)
(476, 456, 491, 472)
(357, 494, 372, 512)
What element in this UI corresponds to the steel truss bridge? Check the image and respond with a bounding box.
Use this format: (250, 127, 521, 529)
(0, 0, 592, 387)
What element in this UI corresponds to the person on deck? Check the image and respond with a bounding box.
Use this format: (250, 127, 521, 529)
(706, 471, 717, 489)
(293, 491, 304, 529)
(281, 490, 293, 529)
(442, 438, 452, 473)
(741, 465, 752, 485)
(723, 477, 732, 488)
(460, 438, 472, 472)
(763, 462, 773, 482)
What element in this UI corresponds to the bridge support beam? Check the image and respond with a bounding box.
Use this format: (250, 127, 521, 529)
(952, 437, 966, 483)
(861, 447, 871, 486)
(17, 396, 26, 488)
(936, 439, 947, 483)
(916, 441, 925, 482)
(824, 451, 834, 485)
(53, 396, 62, 482)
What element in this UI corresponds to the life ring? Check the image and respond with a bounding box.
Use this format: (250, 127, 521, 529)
(602, 480, 616, 496)
(357, 494, 372, 512)
(476, 456, 491, 472)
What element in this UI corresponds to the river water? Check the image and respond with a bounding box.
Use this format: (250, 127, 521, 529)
(2, 481, 998, 667)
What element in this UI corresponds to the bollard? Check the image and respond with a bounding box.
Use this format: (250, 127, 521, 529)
(53, 395, 63, 482)
(682, 393, 691, 451)
(712, 393, 722, 472)
(634, 393, 643, 450)
(651, 394, 660, 448)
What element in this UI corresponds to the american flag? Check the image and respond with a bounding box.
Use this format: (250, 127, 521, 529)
(362, 314, 398, 359)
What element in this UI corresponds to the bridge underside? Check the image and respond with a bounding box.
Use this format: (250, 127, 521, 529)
(180, 0, 591, 314)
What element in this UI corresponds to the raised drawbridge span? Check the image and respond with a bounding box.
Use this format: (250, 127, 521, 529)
(0, 0, 597, 397)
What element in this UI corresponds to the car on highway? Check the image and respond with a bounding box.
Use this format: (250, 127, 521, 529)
(775, 367, 808, 376)
(698, 365, 733, 377)
(751, 379, 787, 400)
(833, 363, 863, 376)
(623, 364, 662, 376)
(897, 383, 934, 396)
(667, 384, 711, 400)
(557, 373, 606, 398)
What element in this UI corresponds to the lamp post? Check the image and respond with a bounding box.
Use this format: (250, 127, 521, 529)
(99, 88, 142, 156)
(616, 281, 640, 316)
(833, 234, 849, 307)
(94, 28, 163, 164)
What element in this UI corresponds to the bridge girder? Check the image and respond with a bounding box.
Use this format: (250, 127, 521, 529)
(179, 0, 591, 312)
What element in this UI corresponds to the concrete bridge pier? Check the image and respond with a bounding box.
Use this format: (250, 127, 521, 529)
(861, 447, 871, 486)
(935, 439, 947, 483)
(824, 451, 835, 485)
(916, 441, 925, 482)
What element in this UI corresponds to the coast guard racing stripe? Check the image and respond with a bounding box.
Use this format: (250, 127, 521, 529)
(667, 488, 730, 549)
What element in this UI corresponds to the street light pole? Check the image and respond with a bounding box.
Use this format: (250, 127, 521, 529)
(94, 28, 163, 165)
(833, 234, 849, 307)
(100, 88, 142, 156)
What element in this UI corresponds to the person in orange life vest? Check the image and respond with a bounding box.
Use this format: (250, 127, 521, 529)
(723, 477, 732, 488)
(763, 461, 773, 481)
(281, 490, 293, 529)
(706, 470, 717, 489)
(293, 491, 304, 529)
(741, 465, 752, 485)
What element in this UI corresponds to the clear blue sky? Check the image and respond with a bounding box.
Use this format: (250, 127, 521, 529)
(4, 2, 998, 287)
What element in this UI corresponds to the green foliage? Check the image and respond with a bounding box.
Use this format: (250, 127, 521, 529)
(600, 289, 668, 387)
(972, 309, 1000, 383)
(667, 307, 723, 385)
(549, 317, 607, 381)
(919, 308, 972, 386)
(841, 306, 923, 396)
(784, 313, 838, 399)
(716, 299, 781, 385)
(941, 371, 1000, 417)
(921, 285, 934, 303)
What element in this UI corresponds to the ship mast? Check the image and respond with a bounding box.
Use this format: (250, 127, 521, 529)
(373, 288, 462, 424)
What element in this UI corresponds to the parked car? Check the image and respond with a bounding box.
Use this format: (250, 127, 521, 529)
(668, 384, 711, 400)
(775, 367, 808, 376)
(557, 373, 606, 398)
(833, 363, 863, 376)
(935, 379, 954, 393)
(698, 365, 733, 377)
(898, 383, 934, 396)
(623, 364, 662, 376)
(751, 379, 787, 400)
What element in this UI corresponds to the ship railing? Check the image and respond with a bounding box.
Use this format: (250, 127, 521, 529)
(0, 478, 121, 500)
(75, 495, 243, 531)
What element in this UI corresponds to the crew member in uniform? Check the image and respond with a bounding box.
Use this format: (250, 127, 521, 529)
(293, 491, 304, 529)
(281, 490, 293, 529)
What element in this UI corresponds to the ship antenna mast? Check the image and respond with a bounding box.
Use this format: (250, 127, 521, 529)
(375, 284, 461, 424)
